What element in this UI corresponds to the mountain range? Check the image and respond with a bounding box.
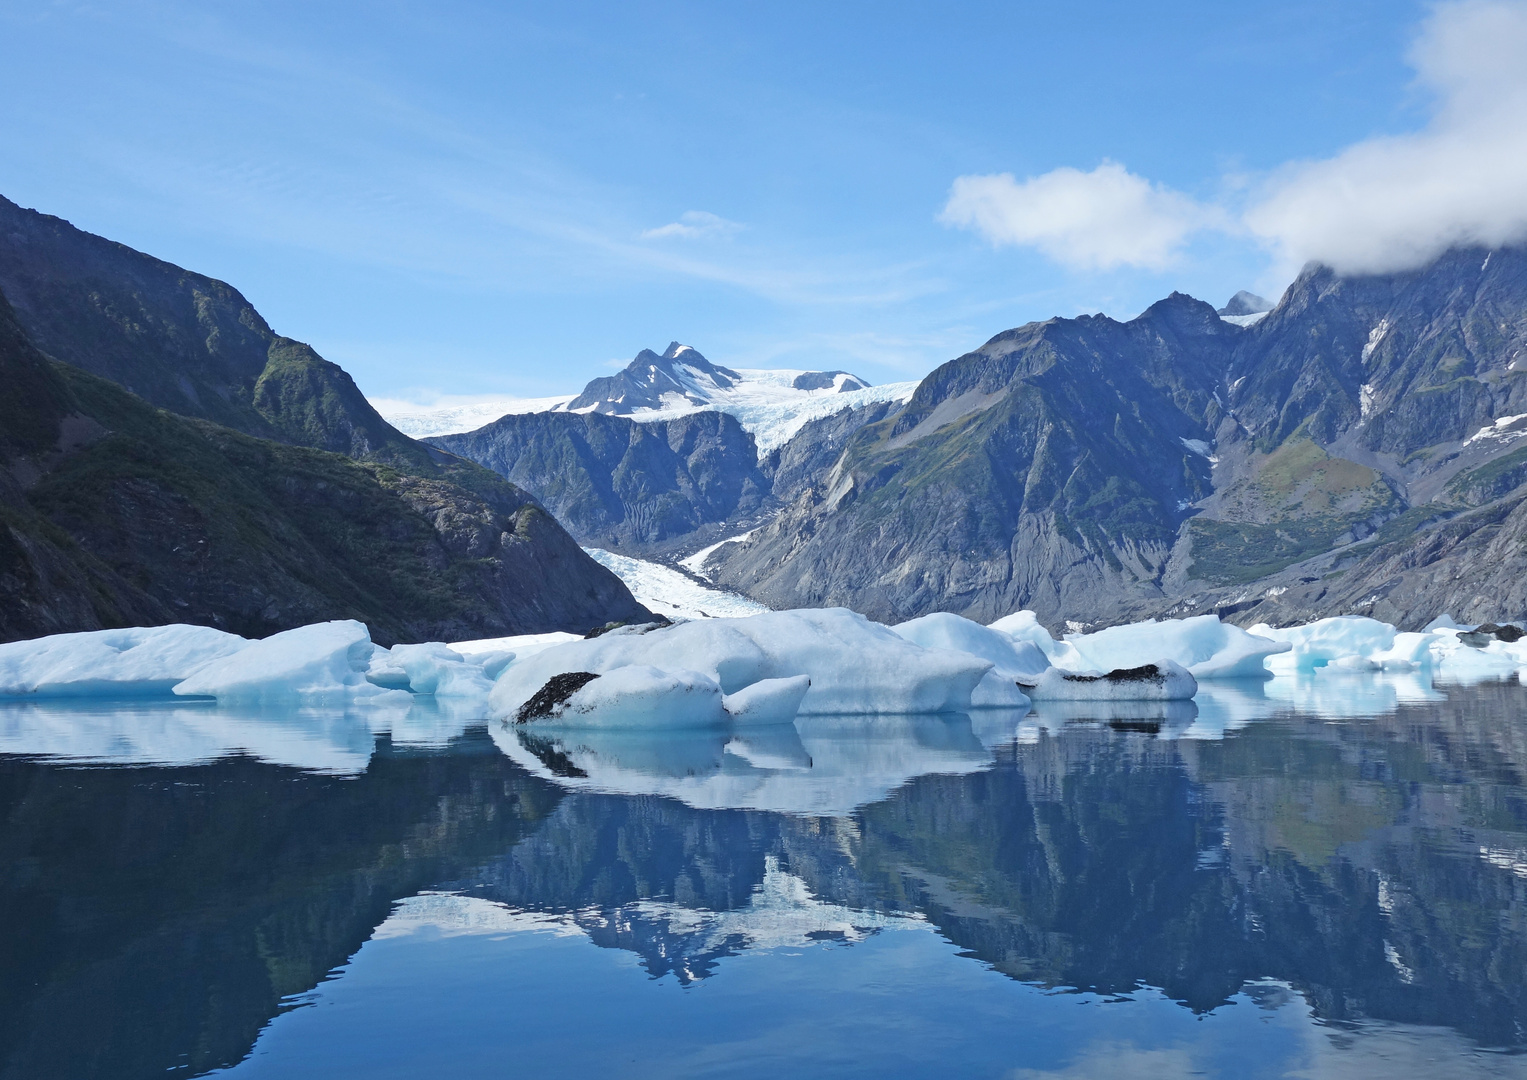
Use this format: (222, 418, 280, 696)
(426, 247, 1527, 631)
(0, 195, 646, 644)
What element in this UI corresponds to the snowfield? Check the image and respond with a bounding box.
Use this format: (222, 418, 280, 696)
(371, 369, 918, 452)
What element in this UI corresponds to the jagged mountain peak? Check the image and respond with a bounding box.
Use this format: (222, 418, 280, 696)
(1218, 290, 1273, 316)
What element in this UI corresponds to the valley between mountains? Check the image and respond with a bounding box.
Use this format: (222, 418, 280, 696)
(5, 188, 1527, 643)
(416, 251, 1527, 632)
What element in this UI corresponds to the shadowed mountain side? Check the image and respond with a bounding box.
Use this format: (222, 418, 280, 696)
(0, 730, 563, 1080)
(707, 294, 1235, 624)
(0, 293, 647, 644)
(699, 247, 1527, 629)
(427, 410, 770, 552)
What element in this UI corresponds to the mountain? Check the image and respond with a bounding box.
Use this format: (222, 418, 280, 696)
(1217, 290, 1272, 316)
(695, 247, 1527, 629)
(0, 198, 648, 642)
(562, 341, 868, 416)
(380, 342, 915, 455)
(426, 410, 771, 552)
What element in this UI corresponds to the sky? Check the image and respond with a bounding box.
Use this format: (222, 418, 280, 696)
(3, 0, 1522, 403)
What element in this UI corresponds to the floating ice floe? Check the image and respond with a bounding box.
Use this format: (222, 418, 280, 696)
(0, 624, 250, 697)
(1017, 660, 1198, 702)
(988, 611, 1285, 680)
(489, 608, 993, 724)
(890, 612, 1044, 707)
(174, 620, 405, 703)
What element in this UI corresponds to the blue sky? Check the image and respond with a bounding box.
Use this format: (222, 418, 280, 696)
(0, 0, 1488, 400)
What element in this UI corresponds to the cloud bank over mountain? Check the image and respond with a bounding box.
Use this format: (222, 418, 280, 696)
(945, 0, 1527, 279)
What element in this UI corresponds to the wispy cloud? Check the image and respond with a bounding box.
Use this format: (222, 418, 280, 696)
(642, 210, 744, 240)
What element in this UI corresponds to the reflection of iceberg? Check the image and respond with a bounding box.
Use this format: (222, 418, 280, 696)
(491, 713, 995, 815)
(1026, 698, 1199, 737)
(0, 700, 378, 774)
(0, 697, 486, 774)
(1262, 671, 1445, 719)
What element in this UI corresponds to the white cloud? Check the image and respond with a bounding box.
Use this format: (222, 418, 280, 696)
(642, 209, 744, 240)
(939, 162, 1218, 271)
(947, 3, 1527, 279)
(1245, 0, 1527, 274)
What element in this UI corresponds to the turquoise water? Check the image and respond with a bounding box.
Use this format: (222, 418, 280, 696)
(2, 677, 1526, 1078)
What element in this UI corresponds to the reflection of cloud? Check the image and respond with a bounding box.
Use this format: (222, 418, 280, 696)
(641, 210, 744, 240)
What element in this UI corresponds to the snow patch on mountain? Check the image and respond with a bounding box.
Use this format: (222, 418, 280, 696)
(373, 394, 575, 438)
(368, 342, 917, 451)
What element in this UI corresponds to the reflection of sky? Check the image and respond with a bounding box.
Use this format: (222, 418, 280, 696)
(224, 889, 1519, 1080)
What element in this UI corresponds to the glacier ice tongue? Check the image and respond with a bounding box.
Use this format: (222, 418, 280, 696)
(0, 624, 251, 698)
(173, 620, 401, 703)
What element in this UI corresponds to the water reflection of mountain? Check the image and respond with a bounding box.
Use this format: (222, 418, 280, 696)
(3, 682, 1527, 1077)
(0, 731, 563, 1080)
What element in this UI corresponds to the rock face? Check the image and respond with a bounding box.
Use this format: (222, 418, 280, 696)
(427, 410, 770, 552)
(698, 247, 1527, 629)
(1218, 290, 1272, 316)
(0, 198, 648, 643)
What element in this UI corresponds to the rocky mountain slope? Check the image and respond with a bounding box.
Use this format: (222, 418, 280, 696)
(427, 409, 770, 552)
(694, 246, 1527, 629)
(0, 198, 647, 642)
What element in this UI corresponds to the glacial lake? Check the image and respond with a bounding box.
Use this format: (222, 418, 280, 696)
(3, 676, 1527, 1078)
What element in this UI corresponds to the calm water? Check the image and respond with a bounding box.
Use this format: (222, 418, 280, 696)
(3, 676, 1527, 1078)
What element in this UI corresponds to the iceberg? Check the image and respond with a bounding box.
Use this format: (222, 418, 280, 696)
(987, 611, 1286, 679)
(369, 642, 495, 698)
(0, 624, 250, 698)
(1249, 616, 1423, 674)
(489, 608, 993, 723)
(1017, 660, 1198, 702)
(1057, 615, 1288, 679)
(890, 612, 1043, 707)
(173, 620, 402, 703)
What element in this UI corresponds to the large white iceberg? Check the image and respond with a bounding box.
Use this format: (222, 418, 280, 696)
(890, 612, 1043, 707)
(0, 624, 250, 697)
(489, 608, 993, 724)
(173, 620, 401, 703)
(367, 642, 496, 698)
(988, 611, 1286, 680)
(1249, 616, 1430, 674)
(1057, 615, 1288, 679)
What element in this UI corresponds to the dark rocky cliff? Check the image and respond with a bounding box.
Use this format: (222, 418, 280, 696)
(0, 197, 648, 642)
